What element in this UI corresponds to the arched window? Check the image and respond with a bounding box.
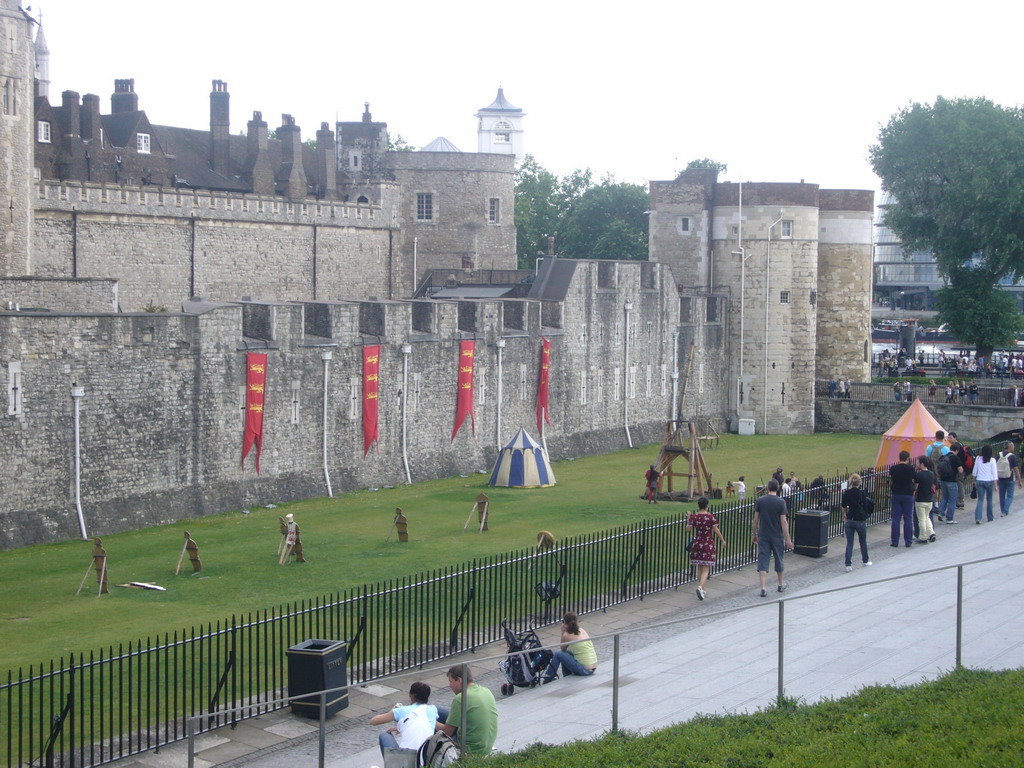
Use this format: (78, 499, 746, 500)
(357, 195, 369, 204)
(493, 120, 512, 143)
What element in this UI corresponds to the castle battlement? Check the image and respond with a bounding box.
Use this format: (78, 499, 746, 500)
(35, 181, 400, 229)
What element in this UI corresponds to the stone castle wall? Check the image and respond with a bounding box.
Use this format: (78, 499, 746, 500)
(28, 182, 402, 311)
(816, 397, 1022, 446)
(0, 260, 695, 550)
(0, 276, 118, 312)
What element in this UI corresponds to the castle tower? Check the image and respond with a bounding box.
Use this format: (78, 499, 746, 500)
(475, 87, 524, 158)
(0, 1, 35, 276)
(815, 190, 874, 382)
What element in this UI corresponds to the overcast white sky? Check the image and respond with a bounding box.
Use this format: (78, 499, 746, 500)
(32, 0, 1023, 199)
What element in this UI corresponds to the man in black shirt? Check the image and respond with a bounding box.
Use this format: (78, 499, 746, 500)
(889, 450, 917, 548)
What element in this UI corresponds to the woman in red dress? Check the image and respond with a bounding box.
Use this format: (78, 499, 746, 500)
(687, 496, 727, 601)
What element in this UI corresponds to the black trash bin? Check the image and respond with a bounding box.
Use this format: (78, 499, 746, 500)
(286, 639, 349, 717)
(793, 509, 829, 558)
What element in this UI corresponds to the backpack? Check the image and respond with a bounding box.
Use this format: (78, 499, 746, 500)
(936, 453, 954, 481)
(418, 731, 459, 767)
(961, 445, 975, 472)
(997, 451, 1012, 479)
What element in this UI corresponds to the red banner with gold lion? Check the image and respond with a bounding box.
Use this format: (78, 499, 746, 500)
(362, 345, 380, 457)
(537, 337, 552, 434)
(451, 340, 475, 441)
(241, 352, 267, 473)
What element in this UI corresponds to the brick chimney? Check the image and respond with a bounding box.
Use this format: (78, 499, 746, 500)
(61, 91, 81, 137)
(276, 114, 307, 199)
(81, 94, 102, 142)
(209, 79, 230, 176)
(315, 122, 336, 199)
(111, 79, 138, 113)
(244, 111, 274, 195)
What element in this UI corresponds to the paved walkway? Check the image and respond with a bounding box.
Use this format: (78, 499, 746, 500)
(111, 498, 1024, 768)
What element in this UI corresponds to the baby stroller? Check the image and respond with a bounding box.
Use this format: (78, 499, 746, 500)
(498, 619, 553, 695)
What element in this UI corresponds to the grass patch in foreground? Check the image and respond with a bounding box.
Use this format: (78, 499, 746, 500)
(465, 667, 1024, 768)
(0, 433, 878, 672)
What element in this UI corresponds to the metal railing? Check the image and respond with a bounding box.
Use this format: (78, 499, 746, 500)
(1, 468, 889, 768)
(185, 549, 1024, 768)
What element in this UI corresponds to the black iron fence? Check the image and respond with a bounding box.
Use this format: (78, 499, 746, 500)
(1, 467, 890, 768)
(816, 379, 1024, 409)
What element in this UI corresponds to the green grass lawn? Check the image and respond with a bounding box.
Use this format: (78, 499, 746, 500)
(461, 668, 1024, 768)
(1, 433, 879, 673)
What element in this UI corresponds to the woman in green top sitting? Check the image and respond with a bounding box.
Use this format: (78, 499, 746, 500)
(542, 611, 597, 682)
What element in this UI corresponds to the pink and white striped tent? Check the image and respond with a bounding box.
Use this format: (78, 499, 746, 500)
(874, 399, 947, 468)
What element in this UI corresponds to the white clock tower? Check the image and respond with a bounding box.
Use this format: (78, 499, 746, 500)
(475, 88, 524, 158)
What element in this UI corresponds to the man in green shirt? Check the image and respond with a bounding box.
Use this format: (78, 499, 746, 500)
(435, 665, 498, 756)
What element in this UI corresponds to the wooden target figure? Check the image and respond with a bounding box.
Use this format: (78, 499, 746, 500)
(463, 493, 490, 533)
(77, 538, 109, 596)
(175, 531, 203, 574)
(278, 514, 306, 565)
(528, 530, 556, 571)
(386, 508, 409, 543)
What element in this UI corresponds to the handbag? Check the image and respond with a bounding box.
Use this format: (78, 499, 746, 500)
(861, 489, 874, 515)
(685, 537, 695, 553)
(970, 485, 978, 499)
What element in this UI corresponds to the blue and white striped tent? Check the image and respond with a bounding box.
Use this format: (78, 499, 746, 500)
(488, 428, 556, 488)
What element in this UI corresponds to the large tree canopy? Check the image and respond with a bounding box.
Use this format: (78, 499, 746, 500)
(558, 180, 649, 261)
(870, 97, 1024, 353)
(514, 156, 648, 268)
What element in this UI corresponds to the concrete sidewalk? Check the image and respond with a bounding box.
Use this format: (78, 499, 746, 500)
(112, 500, 1024, 768)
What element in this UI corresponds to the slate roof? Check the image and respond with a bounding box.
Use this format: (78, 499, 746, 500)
(528, 258, 576, 302)
(421, 136, 461, 152)
(478, 87, 522, 114)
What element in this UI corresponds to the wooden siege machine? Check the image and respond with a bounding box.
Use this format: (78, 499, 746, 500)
(653, 340, 714, 499)
(654, 420, 714, 501)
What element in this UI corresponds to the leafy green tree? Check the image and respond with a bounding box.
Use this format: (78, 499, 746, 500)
(933, 272, 1024, 358)
(387, 133, 415, 152)
(870, 97, 1024, 354)
(514, 159, 648, 266)
(680, 157, 728, 176)
(559, 180, 649, 261)
(514, 155, 560, 268)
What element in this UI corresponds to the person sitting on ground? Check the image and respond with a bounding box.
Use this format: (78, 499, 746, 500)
(435, 666, 498, 756)
(542, 611, 598, 682)
(369, 681, 437, 757)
